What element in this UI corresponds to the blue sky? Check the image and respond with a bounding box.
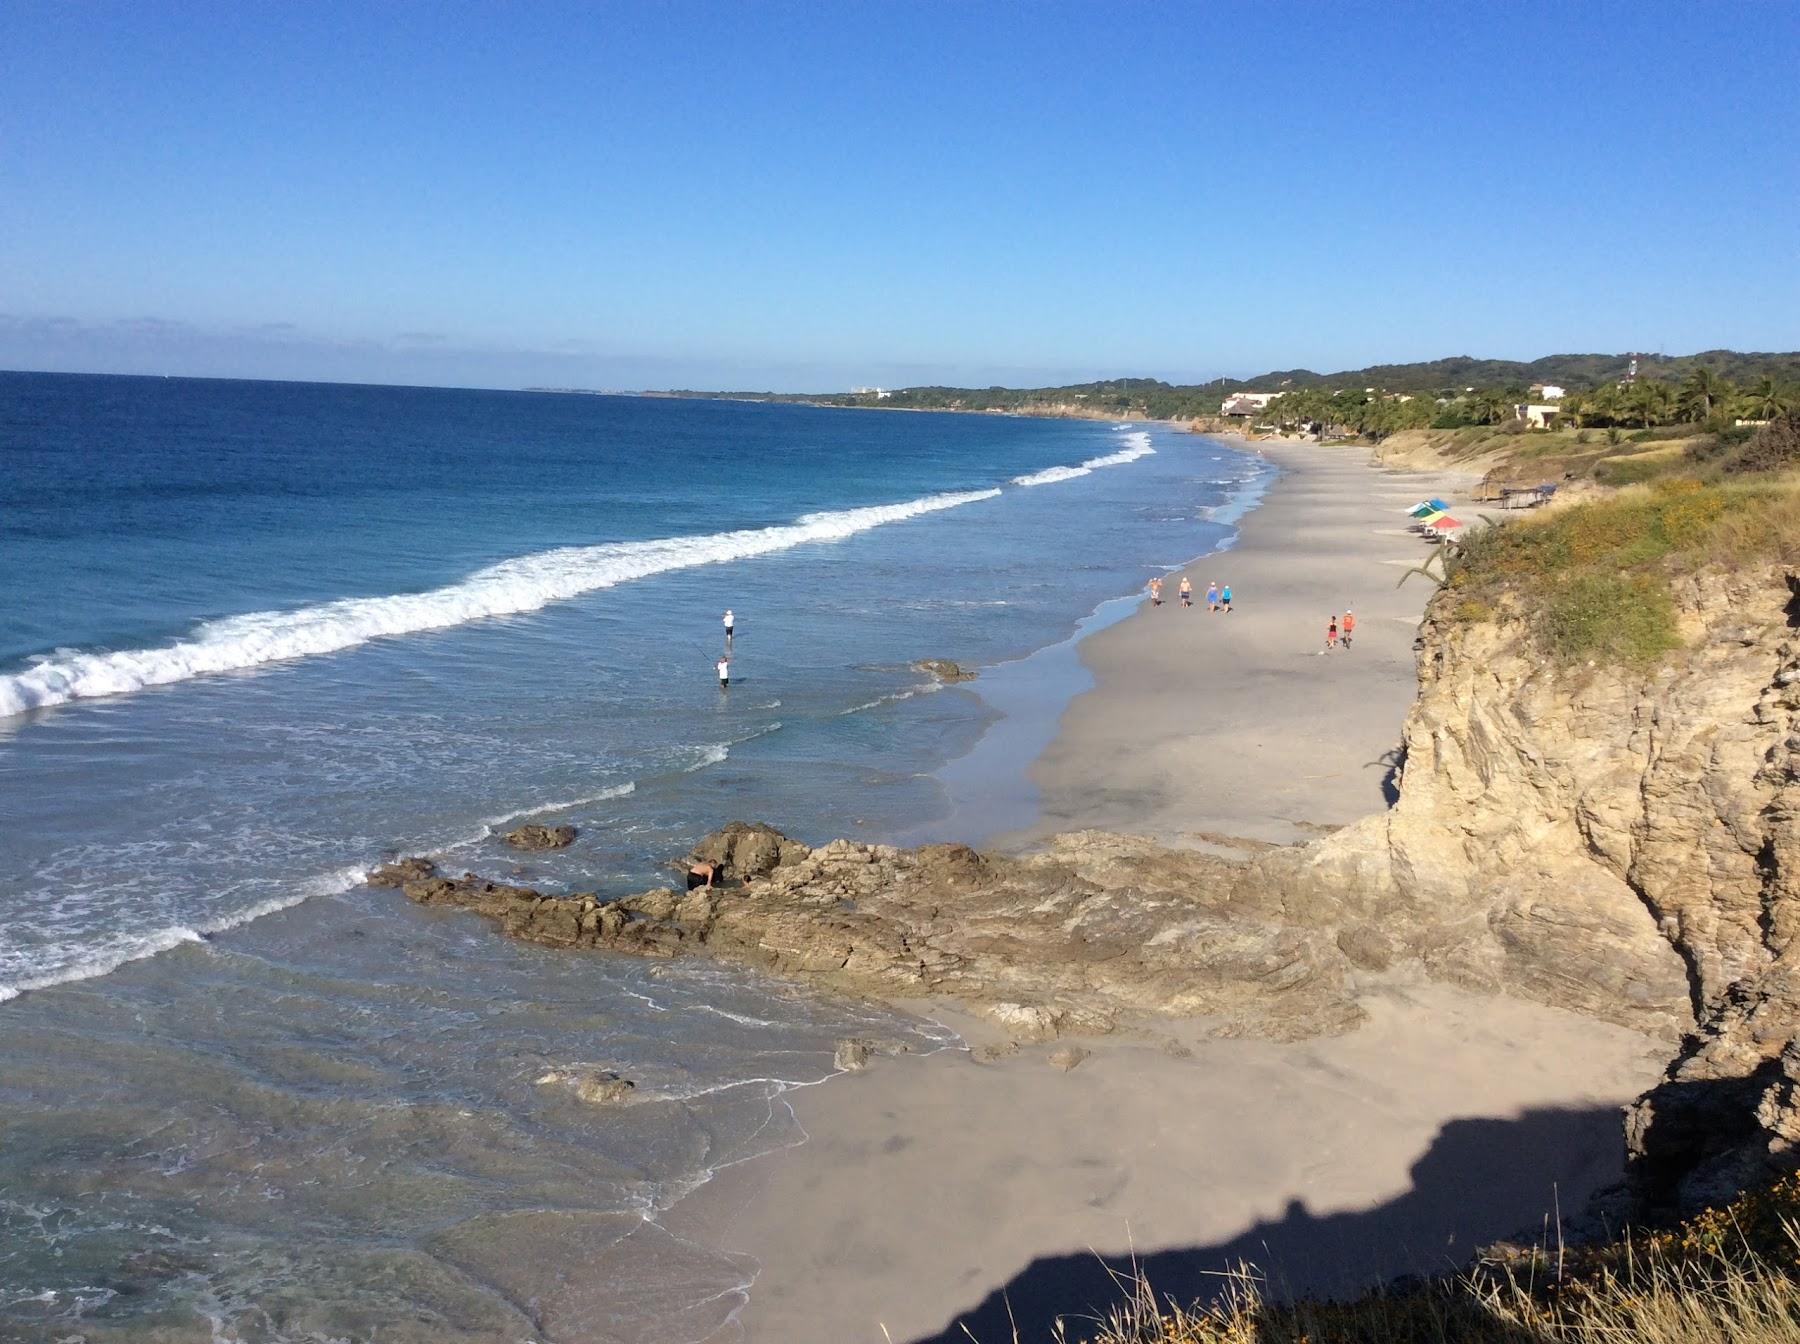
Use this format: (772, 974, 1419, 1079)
(3, 1, 1796, 390)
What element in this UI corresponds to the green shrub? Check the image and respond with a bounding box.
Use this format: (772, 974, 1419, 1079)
(1727, 412, 1800, 475)
(1540, 572, 1679, 667)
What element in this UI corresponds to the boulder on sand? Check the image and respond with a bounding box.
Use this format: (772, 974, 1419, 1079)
(501, 824, 577, 851)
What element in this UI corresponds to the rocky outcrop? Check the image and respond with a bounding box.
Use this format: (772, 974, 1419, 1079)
(913, 659, 977, 682)
(501, 824, 577, 850)
(535, 1068, 638, 1104)
(391, 831, 1365, 1043)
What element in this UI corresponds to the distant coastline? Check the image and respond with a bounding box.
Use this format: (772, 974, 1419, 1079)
(521, 346, 1800, 428)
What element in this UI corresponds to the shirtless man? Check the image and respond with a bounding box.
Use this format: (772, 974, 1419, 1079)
(1148, 576, 1163, 607)
(1178, 576, 1193, 608)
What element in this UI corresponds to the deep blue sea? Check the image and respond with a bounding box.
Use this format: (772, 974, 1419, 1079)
(0, 372, 1264, 1342)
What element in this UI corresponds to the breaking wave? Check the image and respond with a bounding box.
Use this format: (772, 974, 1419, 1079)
(1011, 430, 1155, 486)
(0, 489, 1002, 719)
(479, 782, 638, 831)
(0, 864, 366, 1003)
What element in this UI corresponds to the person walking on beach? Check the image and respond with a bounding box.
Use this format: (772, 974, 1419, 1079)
(1205, 581, 1220, 613)
(1326, 616, 1339, 651)
(1178, 576, 1192, 608)
(1148, 576, 1163, 607)
(1220, 583, 1233, 613)
(716, 655, 730, 689)
(723, 608, 734, 646)
(1341, 609, 1355, 649)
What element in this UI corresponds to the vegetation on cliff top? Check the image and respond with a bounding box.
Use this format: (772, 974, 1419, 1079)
(1064, 1171, 1800, 1344)
(1433, 414, 1800, 669)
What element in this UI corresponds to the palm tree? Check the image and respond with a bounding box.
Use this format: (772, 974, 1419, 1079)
(1631, 378, 1673, 429)
(1586, 382, 1626, 427)
(1467, 389, 1509, 426)
(1743, 375, 1792, 421)
(1678, 366, 1729, 422)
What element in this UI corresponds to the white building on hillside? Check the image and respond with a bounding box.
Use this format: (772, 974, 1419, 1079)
(1219, 390, 1280, 416)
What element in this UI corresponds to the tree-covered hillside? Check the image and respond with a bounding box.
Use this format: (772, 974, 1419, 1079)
(653, 350, 1800, 420)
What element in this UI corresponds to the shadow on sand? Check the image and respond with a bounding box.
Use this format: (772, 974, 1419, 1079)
(907, 1103, 1627, 1344)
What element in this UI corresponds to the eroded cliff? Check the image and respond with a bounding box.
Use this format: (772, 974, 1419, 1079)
(1315, 562, 1800, 1213)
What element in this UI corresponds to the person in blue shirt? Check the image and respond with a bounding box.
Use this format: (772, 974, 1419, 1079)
(1221, 583, 1234, 613)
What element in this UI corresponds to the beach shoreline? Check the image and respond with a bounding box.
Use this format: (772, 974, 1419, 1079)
(1002, 432, 1479, 849)
(658, 438, 1671, 1343)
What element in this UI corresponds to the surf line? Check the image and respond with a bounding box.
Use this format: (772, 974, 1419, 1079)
(0, 488, 1002, 718)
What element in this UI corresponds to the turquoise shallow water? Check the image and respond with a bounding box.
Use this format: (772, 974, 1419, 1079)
(0, 374, 1266, 1341)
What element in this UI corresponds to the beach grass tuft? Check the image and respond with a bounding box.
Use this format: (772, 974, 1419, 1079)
(1053, 1172, 1800, 1344)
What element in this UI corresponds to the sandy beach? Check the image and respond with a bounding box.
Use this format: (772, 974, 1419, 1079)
(670, 436, 1668, 1343)
(678, 989, 1663, 1343)
(1016, 434, 1480, 848)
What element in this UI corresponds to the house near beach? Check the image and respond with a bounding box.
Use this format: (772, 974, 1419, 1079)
(1513, 403, 1564, 429)
(1220, 391, 1279, 418)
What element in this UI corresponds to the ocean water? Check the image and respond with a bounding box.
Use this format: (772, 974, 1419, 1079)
(0, 373, 1266, 1341)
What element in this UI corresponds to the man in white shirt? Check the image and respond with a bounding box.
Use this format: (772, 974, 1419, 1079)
(716, 655, 730, 689)
(723, 609, 734, 645)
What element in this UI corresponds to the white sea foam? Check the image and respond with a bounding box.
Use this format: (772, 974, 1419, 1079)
(1011, 430, 1155, 486)
(479, 782, 637, 831)
(686, 743, 730, 772)
(0, 864, 365, 1002)
(0, 488, 1002, 719)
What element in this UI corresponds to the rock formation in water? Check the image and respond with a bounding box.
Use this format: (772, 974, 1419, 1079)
(500, 823, 577, 850)
(913, 658, 977, 682)
(384, 823, 1363, 1043)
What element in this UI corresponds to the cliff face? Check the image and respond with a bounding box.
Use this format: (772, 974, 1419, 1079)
(1313, 564, 1800, 1213)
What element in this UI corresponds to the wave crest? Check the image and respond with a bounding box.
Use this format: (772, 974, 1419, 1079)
(1011, 430, 1154, 487)
(0, 489, 1001, 718)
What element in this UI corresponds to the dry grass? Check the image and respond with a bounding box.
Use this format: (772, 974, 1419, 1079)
(1043, 1174, 1800, 1344)
(1444, 473, 1800, 667)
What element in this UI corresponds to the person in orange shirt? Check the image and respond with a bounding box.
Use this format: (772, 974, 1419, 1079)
(1342, 609, 1356, 649)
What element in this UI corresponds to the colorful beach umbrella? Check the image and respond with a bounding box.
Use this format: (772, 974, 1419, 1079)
(1427, 498, 1450, 511)
(1429, 515, 1462, 530)
(1406, 501, 1436, 517)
